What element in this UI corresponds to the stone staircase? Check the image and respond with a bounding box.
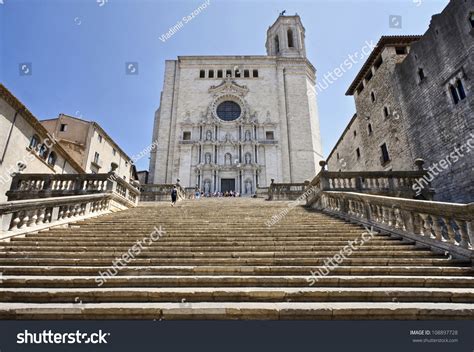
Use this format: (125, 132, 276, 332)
(0, 198, 473, 319)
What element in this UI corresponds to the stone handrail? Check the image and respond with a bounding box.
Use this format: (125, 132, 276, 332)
(6, 172, 140, 205)
(0, 192, 134, 240)
(311, 191, 473, 260)
(267, 181, 309, 201)
(140, 184, 186, 202)
(307, 169, 433, 206)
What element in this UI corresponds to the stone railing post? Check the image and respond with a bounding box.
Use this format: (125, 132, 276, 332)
(1, 212, 13, 233)
(318, 162, 330, 191)
(9, 173, 20, 192)
(106, 172, 118, 193)
(414, 158, 425, 171)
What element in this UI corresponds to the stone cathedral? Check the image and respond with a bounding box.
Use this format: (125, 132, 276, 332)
(148, 14, 324, 194)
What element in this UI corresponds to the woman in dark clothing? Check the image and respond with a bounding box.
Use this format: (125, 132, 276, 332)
(171, 186, 178, 206)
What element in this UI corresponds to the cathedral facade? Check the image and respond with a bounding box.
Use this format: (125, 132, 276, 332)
(149, 14, 323, 194)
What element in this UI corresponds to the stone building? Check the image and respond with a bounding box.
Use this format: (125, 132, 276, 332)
(327, 36, 420, 173)
(393, 0, 474, 203)
(148, 14, 324, 194)
(327, 0, 473, 203)
(41, 114, 135, 182)
(0, 85, 83, 201)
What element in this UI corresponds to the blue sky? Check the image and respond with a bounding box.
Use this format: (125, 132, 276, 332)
(0, 0, 449, 171)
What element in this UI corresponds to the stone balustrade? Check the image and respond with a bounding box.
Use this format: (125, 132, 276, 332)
(311, 191, 473, 260)
(6, 172, 140, 203)
(140, 184, 186, 202)
(268, 166, 430, 202)
(0, 173, 140, 239)
(267, 180, 309, 201)
(0, 193, 123, 239)
(306, 159, 434, 201)
(310, 170, 433, 200)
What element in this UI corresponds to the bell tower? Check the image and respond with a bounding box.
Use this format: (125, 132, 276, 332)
(265, 12, 324, 182)
(266, 13, 307, 58)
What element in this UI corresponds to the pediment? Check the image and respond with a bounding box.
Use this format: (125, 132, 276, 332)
(209, 78, 249, 96)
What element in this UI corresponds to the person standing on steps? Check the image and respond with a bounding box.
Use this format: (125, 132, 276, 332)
(171, 185, 178, 206)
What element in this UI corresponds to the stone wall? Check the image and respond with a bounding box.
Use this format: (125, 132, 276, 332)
(394, 0, 474, 203)
(328, 45, 417, 173)
(328, 0, 474, 203)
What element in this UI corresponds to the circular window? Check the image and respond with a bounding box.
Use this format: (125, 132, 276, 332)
(216, 101, 241, 121)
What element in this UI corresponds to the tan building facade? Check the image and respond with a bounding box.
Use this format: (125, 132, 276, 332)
(0, 85, 83, 201)
(41, 114, 134, 182)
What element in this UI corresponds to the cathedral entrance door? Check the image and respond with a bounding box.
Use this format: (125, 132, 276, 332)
(221, 179, 235, 193)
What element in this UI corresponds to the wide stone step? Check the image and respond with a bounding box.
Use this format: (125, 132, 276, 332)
(0, 265, 471, 276)
(0, 250, 437, 259)
(1, 287, 474, 303)
(18, 231, 375, 239)
(0, 257, 461, 266)
(0, 302, 472, 320)
(2, 275, 473, 288)
(68, 223, 360, 229)
(0, 244, 424, 252)
(4, 239, 406, 247)
(8, 232, 396, 242)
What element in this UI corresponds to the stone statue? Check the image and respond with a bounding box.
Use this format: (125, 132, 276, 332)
(245, 130, 251, 141)
(204, 180, 210, 194)
(224, 153, 232, 165)
(245, 153, 251, 164)
(245, 180, 252, 194)
(205, 153, 211, 164)
(206, 130, 212, 141)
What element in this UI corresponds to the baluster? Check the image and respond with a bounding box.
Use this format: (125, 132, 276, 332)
(443, 217, 456, 244)
(11, 213, 21, 230)
(367, 178, 373, 189)
(455, 220, 468, 248)
(29, 210, 38, 227)
(19, 212, 29, 229)
(396, 209, 406, 230)
(418, 213, 430, 237)
(37, 209, 45, 225)
(373, 205, 379, 222)
(430, 217, 449, 242)
(386, 207, 393, 227)
(44, 209, 52, 223)
(380, 207, 387, 225)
